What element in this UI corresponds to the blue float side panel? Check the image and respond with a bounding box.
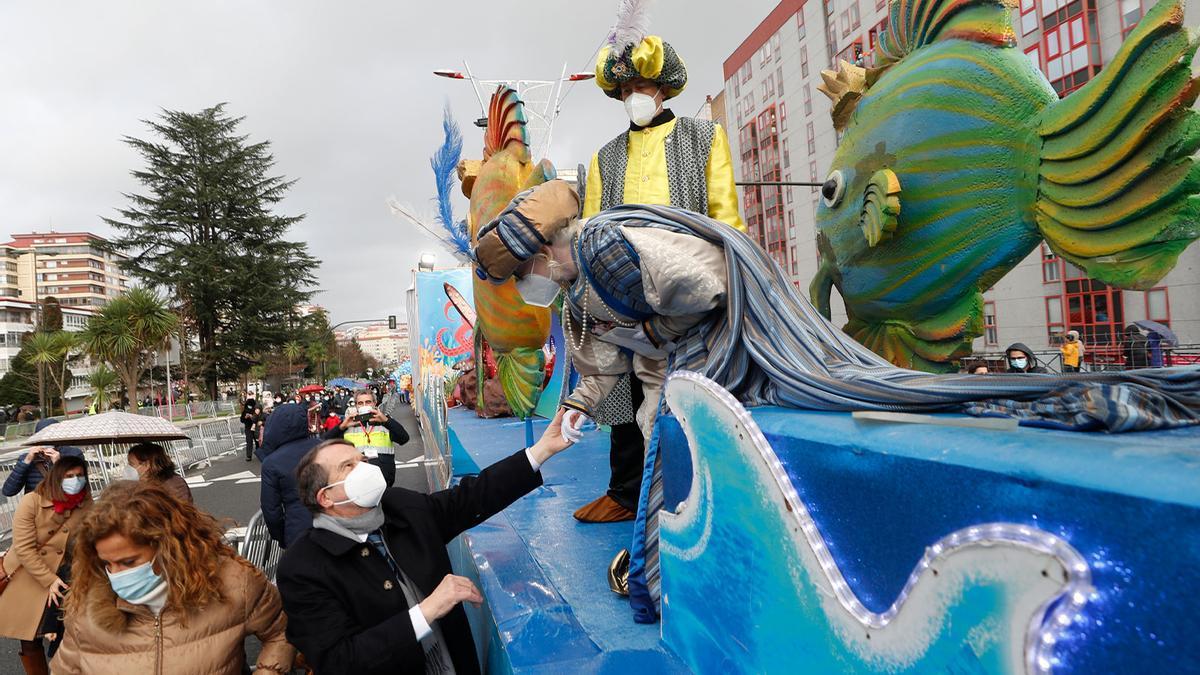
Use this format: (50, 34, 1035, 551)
(659, 409, 1200, 674)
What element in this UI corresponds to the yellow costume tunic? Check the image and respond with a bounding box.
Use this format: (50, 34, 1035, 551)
(583, 115, 746, 231)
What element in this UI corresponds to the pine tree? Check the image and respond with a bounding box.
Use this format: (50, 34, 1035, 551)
(101, 104, 318, 398)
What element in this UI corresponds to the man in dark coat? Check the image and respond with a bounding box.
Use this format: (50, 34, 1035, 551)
(276, 410, 573, 675)
(260, 403, 321, 548)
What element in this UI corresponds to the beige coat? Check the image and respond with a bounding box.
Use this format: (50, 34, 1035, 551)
(0, 492, 91, 641)
(52, 555, 295, 675)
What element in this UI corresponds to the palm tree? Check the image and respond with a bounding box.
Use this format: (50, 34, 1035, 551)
(80, 288, 179, 402)
(25, 331, 77, 415)
(88, 364, 120, 411)
(283, 340, 304, 384)
(307, 342, 330, 384)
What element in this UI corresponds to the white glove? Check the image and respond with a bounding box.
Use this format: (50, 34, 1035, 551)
(561, 409, 590, 443)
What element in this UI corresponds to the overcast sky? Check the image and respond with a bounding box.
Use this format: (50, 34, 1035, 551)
(1, 1, 775, 324)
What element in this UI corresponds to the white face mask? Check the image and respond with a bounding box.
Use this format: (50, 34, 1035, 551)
(624, 90, 661, 127)
(123, 464, 141, 481)
(325, 461, 387, 508)
(515, 274, 562, 308)
(62, 476, 87, 495)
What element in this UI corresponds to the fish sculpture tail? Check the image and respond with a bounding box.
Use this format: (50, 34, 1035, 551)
(496, 347, 546, 418)
(1035, 0, 1200, 289)
(485, 86, 530, 163)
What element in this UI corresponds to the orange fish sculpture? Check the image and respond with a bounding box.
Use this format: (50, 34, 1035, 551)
(458, 86, 557, 417)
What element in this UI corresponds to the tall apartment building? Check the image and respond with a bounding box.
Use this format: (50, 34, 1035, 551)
(724, 0, 1200, 364)
(336, 322, 410, 369)
(4, 232, 130, 309)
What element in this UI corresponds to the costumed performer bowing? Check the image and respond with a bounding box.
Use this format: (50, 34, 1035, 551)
(571, 2, 744, 525)
(473, 178, 732, 616)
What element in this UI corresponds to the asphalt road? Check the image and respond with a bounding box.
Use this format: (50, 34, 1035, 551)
(0, 397, 428, 674)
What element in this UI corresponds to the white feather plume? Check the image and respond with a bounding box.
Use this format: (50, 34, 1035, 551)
(387, 197, 473, 263)
(609, 0, 654, 52)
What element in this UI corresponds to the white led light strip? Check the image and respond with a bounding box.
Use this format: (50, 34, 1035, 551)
(664, 371, 1094, 674)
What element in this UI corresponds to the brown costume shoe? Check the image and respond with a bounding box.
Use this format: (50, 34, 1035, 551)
(572, 495, 635, 523)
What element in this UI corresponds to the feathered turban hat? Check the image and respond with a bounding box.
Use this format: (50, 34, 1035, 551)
(595, 0, 687, 100)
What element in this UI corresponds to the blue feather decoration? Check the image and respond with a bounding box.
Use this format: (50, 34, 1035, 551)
(430, 104, 471, 259)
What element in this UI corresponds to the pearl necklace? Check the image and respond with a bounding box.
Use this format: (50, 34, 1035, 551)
(563, 279, 638, 352)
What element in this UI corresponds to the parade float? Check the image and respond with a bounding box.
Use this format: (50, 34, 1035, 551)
(399, 0, 1200, 671)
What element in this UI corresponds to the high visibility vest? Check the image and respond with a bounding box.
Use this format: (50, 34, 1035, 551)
(344, 426, 394, 456)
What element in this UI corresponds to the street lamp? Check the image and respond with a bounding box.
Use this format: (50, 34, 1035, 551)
(418, 252, 437, 271)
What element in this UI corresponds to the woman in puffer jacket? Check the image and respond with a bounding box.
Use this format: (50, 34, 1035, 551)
(52, 481, 296, 674)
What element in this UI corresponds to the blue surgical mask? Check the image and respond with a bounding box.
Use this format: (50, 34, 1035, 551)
(62, 476, 87, 495)
(107, 558, 166, 602)
(1010, 357, 1028, 370)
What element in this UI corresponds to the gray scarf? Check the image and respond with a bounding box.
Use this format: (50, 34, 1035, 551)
(312, 505, 385, 540)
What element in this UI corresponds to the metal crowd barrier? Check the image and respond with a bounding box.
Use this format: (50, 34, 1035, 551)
(238, 510, 283, 582)
(0, 414, 244, 544)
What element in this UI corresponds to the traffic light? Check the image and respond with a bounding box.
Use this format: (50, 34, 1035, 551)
(388, 315, 397, 330)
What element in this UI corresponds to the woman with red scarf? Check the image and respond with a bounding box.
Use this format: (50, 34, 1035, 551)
(0, 455, 92, 673)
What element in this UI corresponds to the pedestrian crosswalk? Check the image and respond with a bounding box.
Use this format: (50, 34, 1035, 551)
(186, 469, 260, 488)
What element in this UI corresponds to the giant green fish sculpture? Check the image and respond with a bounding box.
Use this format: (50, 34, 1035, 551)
(810, 0, 1200, 372)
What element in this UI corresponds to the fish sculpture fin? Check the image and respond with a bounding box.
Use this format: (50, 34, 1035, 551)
(484, 85, 530, 164)
(845, 290, 981, 372)
(874, 0, 1017, 69)
(496, 347, 546, 418)
(1034, 0, 1200, 290)
(809, 259, 836, 320)
(859, 169, 901, 247)
(521, 159, 558, 190)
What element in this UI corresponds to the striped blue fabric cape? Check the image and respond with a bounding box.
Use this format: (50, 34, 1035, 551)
(588, 204, 1200, 624)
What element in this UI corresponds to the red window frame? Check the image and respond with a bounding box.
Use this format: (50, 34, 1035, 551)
(1025, 43, 1042, 71)
(1119, 0, 1145, 36)
(1144, 287, 1170, 325)
(984, 301, 999, 346)
(1019, 0, 1039, 35)
(1045, 295, 1065, 342)
(1040, 244, 1060, 282)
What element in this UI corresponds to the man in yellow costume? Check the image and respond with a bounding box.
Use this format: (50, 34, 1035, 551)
(569, 23, 745, 524)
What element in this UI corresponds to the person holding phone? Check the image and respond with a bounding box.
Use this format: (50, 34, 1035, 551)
(322, 389, 409, 487)
(2, 420, 85, 498)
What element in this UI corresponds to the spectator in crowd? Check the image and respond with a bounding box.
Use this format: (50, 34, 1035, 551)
(53, 481, 295, 674)
(1060, 330, 1084, 372)
(241, 398, 260, 462)
(0, 455, 92, 674)
(1147, 330, 1165, 368)
(323, 409, 342, 433)
(323, 389, 409, 487)
(1123, 325, 1150, 368)
(2, 420, 84, 497)
(1004, 343, 1047, 373)
(969, 364, 989, 374)
(277, 409, 574, 675)
(260, 403, 321, 548)
(124, 443, 193, 505)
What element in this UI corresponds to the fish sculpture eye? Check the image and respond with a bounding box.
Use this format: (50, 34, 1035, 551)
(821, 170, 845, 208)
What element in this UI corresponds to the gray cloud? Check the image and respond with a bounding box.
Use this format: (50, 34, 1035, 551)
(0, 0, 775, 323)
